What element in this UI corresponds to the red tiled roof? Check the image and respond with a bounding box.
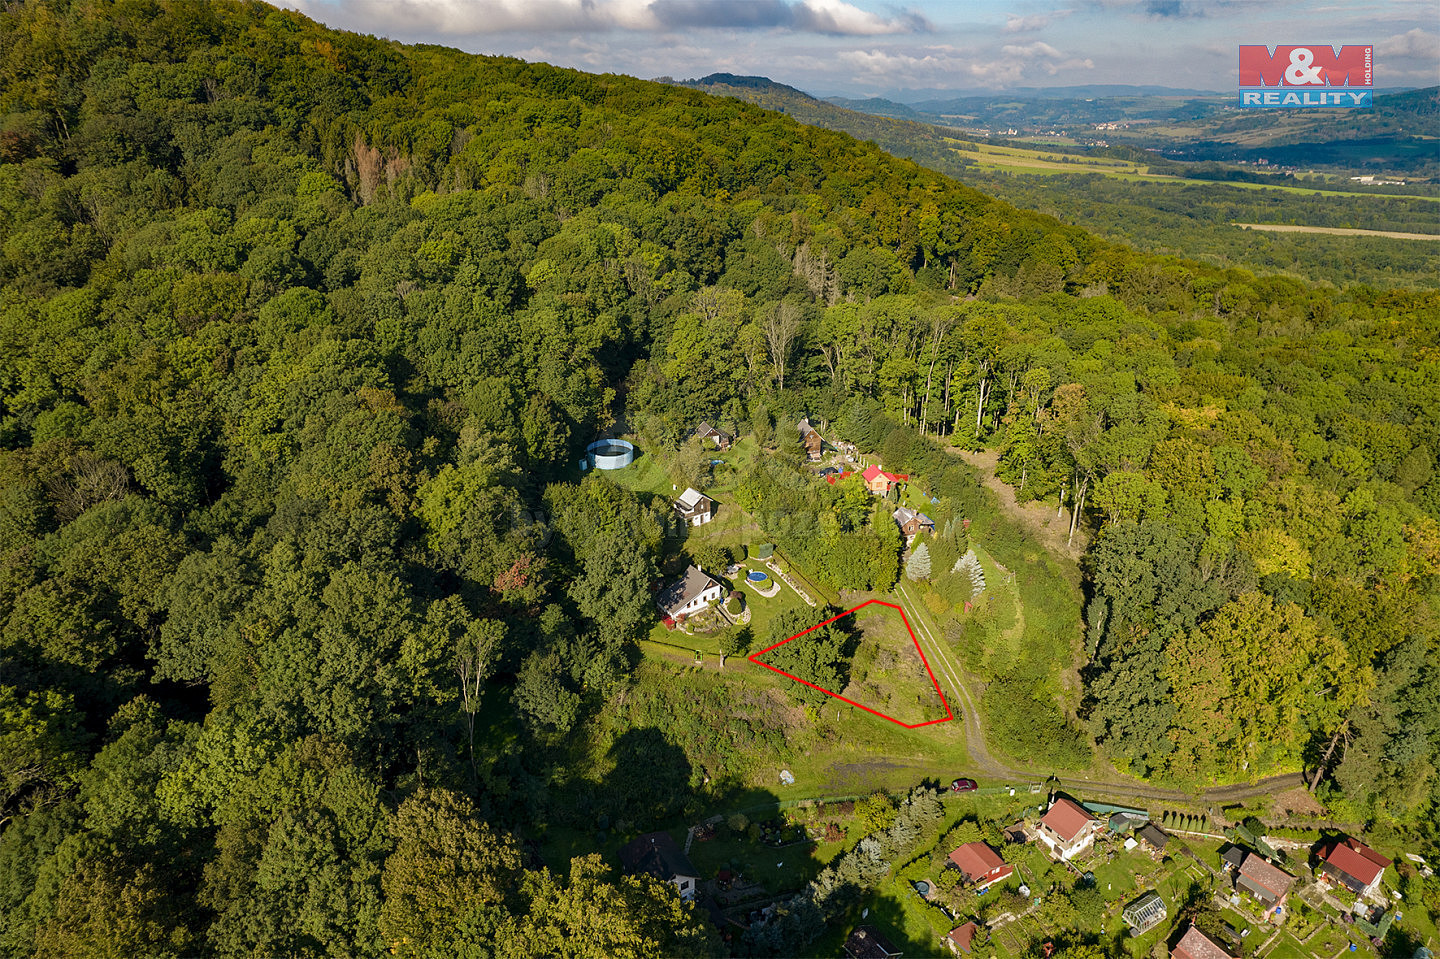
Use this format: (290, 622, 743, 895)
(948, 922, 978, 953)
(949, 842, 1007, 883)
(825, 471, 853, 485)
(1173, 925, 1232, 959)
(1324, 838, 1390, 886)
(1040, 798, 1098, 843)
(1239, 854, 1295, 900)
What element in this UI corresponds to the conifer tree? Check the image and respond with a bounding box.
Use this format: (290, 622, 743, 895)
(905, 542, 932, 581)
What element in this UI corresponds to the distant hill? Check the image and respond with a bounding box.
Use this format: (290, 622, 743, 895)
(823, 97, 921, 120)
(673, 73, 975, 178)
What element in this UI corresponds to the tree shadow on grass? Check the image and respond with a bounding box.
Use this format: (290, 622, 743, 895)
(858, 889, 940, 957)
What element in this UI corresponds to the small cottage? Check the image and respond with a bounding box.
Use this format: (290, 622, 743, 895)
(1035, 797, 1103, 861)
(1172, 924, 1233, 959)
(693, 421, 732, 450)
(946, 922, 978, 955)
(892, 506, 935, 540)
(843, 925, 902, 959)
(1236, 853, 1295, 919)
(798, 417, 825, 461)
(1137, 823, 1169, 855)
(618, 832, 700, 901)
(948, 841, 1013, 891)
(656, 565, 724, 619)
(673, 487, 714, 526)
(862, 464, 908, 495)
(1317, 837, 1391, 901)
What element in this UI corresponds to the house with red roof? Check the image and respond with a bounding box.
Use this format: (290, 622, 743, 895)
(948, 841, 1013, 891)
(945, 921, 978, 955)
(1172, 924, 1233, 959)
(1236, 853, 1295, 920)
(1035, 797, 1103, 861)
(1318, 837, 1391, 900)
(861, 464, 908, 495)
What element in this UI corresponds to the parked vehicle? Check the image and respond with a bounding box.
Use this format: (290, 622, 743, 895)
(950, 778, 978, 792)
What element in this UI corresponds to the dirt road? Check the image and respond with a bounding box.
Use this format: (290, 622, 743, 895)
(894, 578, 1305, 806)
(1234, 222, 1440, 241)
(949, 448, 1087, 561)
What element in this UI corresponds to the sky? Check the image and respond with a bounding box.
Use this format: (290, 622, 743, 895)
(284, 0, 1440, 99)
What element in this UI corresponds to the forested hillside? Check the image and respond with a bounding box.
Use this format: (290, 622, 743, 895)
(1, 2, 1438, 956)
(680, 75, 1440, 289)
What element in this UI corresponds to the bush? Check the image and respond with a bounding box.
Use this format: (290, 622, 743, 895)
(856, 792, 899, 834)
(728, 813, 749, 833)
(746, 823, 761, 843)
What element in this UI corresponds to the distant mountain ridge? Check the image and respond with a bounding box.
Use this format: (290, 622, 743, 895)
(674, 73, 819, 100)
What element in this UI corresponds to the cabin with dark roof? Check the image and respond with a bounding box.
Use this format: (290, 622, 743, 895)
(618, 831, 700, 900)
(1236, 853, 1294, 919)
(655, 565, 724, 619)
(1137, 823, 1169, 855)
(797, 417, 825, 461)
(694, 421, 732, 450)
(843, 924, 902, 959)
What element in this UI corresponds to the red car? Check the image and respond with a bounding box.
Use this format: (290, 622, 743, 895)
(950, 778, 978, 792)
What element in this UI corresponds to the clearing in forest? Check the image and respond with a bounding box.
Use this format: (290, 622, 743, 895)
(750, 600, 954, 729)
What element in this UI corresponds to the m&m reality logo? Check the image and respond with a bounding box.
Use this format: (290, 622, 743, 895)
(1238, 45, 1372, 108)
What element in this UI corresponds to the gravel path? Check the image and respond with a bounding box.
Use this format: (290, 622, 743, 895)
(894, 578, 1306, 805)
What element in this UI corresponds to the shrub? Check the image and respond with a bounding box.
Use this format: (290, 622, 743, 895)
(935, 867, 962, 892)
(728, 813, 749, 833)
(856, 792, 899, 834)
(746, 823, 761, 843)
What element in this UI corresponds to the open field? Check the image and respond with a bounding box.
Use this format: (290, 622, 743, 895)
(840, 602, 952, 727)
(951, 140, 1440, 200)
(1234, 222, 1440, 239)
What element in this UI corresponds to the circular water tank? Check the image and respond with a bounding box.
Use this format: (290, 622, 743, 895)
(586, 438, 635, 470)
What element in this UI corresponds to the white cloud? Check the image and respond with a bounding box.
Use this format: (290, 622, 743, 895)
(1001, 40, 1064, 59)
(1003, 11, 1072, 33)
(1376, 27, 1439, 60)
(289, 0, 927, 36)
(834, 41, 1094, 88)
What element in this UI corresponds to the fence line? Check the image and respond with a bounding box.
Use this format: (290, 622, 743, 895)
(772, 547, 839, 607)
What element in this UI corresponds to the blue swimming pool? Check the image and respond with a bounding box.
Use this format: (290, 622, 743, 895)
(746, 570, 770, 583)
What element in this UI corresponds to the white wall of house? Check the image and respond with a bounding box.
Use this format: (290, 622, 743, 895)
(1037, 826, 1099, 861)
(678, 585, 723, 615)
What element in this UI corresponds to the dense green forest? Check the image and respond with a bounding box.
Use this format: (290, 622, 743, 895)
(680, 75, 1440, 289)
(1, 2, 1438, 956)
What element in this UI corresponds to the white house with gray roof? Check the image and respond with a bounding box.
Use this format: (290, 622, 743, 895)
(657, 565, 724, 619)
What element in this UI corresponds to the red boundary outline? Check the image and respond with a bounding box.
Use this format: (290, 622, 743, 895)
(747, 599, 955, 729)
